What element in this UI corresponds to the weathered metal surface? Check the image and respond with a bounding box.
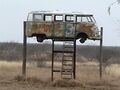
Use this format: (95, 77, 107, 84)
(77, 22, 94, 37)
(31, 22, 53, 36)
(26, 22, 53, 36)
(54, 23, 75, 37)
(54, 22, 64, 37)
(65, 23, 75, 37)
(26, 22, 97, 38)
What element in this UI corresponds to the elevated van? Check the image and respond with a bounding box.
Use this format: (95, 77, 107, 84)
(26, 11, 100, 43)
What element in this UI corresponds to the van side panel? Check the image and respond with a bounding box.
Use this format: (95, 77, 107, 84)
(26, 22, 95, 38)
(54, 22, 64, 37)
(26, 22, 53, 37)
(76, 22, 94, 37)
(26, 22, 76, 38)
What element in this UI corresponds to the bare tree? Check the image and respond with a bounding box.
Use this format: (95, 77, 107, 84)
(108, 0, 120, 15)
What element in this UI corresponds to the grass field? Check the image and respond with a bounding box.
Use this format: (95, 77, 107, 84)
(0, 61, 120, 90)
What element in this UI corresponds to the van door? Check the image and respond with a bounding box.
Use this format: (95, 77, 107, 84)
(65, 15, 75, 38)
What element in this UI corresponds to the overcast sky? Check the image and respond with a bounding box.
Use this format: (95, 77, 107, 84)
(0, 0, 120, 46)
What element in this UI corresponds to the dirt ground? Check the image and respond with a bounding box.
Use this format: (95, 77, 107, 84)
(0, 61, 120, 90)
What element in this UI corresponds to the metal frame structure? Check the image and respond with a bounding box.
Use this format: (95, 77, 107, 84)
(22, 21, 103, 80)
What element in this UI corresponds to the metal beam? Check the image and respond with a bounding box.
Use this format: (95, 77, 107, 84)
(73, 23, 76, 79)
(99, 27, 103, 80)
(22, 21, 27, 79)
(73, 40, 76, 79)
(51, 39, 54, 81)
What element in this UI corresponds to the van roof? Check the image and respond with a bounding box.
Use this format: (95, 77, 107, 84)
(28, 11, 93, 16)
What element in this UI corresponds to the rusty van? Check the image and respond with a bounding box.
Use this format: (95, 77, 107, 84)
(26, 11, 100, 43)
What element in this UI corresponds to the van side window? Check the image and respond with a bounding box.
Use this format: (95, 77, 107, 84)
(77, 16, 93, 22)
(55, 15, 63, 21)
(86, 17, 91, 22)
(44, 14, 52, 21)
(90, 16, 96, 23)
(65, 15, 74, 22)
(81, 17, 88, 22)
(33, 14, 42, 21)
(27, 14, 33, 21)
(76, 16, 82, 22)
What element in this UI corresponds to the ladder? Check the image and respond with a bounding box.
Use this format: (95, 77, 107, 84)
(61, 41, 76, 79)
(51, 39, 76, 80)
(51, 23, 76, 81)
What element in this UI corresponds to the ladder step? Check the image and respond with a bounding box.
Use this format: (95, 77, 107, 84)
(63, 55, 73, 58)
(61, 72, 72, 76)
(63, 55, 73, 57)
(62, 67, 73, 70)
(63, 60, 73, 62)
(63, 63, 73, 66)
(62, 74, 72, 78)
(63, 53, 73, 56)
(63, 58, 73, 61)
(64, 55, 73, 58)
(63, 49, 74, 52)
(63, 57, 73, 60)
(61, 72, 72, 75)
(53, 70, 61, 72)
(62, 69, 73, 71)
(53, 50, 74, 53)
(62, 77, 72, 79)
(63, 62, 72, 65)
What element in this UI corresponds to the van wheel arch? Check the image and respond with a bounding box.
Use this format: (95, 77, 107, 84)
(35, 34, 46, 42)
(76, 32, 88, 43)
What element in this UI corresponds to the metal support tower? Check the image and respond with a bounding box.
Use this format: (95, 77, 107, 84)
(23, 21, 103, 81)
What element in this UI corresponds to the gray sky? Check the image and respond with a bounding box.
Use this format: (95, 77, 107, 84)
(0, 0, 120, 46)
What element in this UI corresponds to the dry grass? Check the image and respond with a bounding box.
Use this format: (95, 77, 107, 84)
(0, 61, 22, 68)
(50, 79, 85, 87)
(105, 64, 120, 78)
(0, 61, 120, 90)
